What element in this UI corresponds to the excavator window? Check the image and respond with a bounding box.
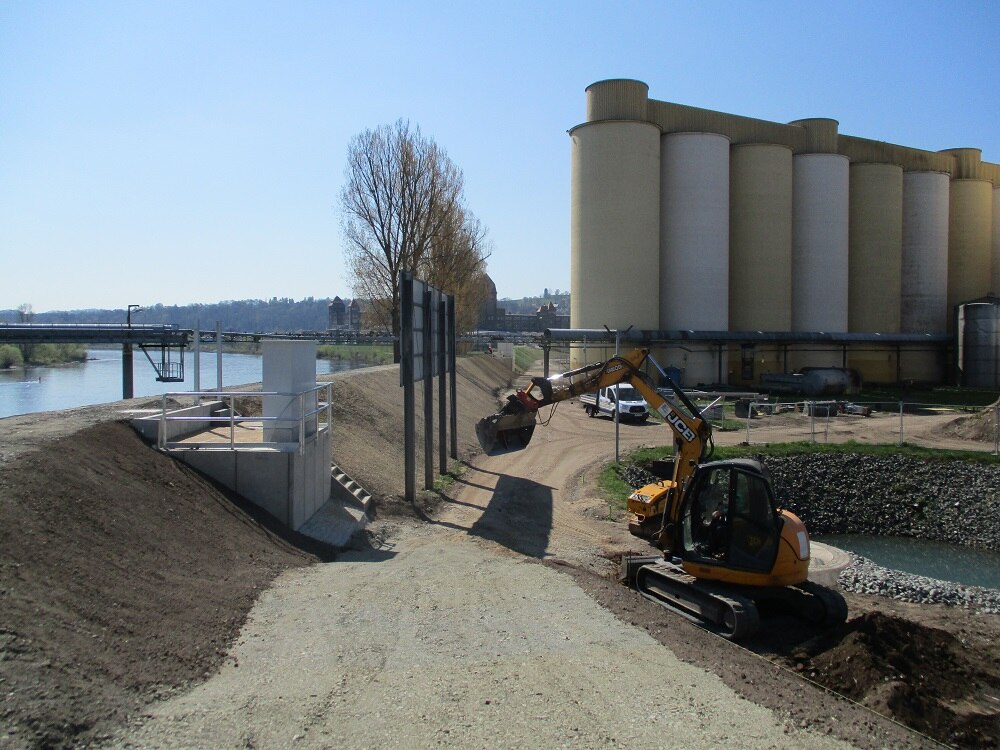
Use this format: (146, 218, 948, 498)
(682, 465, 780, 571)
(727, 471, 780, 572)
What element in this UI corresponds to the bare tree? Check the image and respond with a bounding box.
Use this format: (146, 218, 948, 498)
(340, 120, 490, 360)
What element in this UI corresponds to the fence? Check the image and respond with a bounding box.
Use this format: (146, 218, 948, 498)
(733, 399, 1000, 455)
(155, 383, 333, 454)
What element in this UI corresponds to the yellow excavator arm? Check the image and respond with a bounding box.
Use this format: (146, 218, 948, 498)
(476, 349, 713, 538)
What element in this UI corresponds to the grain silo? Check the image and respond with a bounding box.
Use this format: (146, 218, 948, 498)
(568, 80, 997, 387)
(729, 143, 793, 382)
(791, 149, 849, 367)
(660, 132, 730, 384)
(900, 170, 950, 381)
(848, 163, 903, 381)
(569, 80, 660, 368)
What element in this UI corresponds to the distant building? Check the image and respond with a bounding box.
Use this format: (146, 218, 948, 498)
(328, 297, 365, 331)
(477, 274, 570, 332)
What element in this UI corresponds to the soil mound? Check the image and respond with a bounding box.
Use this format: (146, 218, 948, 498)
(942, 400, 999, 443)
(790, 612, 999, 749)
(0, 422, 321, 749)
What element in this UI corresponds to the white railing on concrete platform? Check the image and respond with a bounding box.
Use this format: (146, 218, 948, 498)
(156, 383, 333, 454)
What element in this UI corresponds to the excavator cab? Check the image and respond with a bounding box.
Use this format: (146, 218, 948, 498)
(679, 460, 783, 574)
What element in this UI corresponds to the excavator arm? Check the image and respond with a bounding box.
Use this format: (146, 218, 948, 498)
(476, 349, 712, 492)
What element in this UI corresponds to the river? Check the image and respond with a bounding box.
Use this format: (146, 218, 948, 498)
(0, 348, 369, 419)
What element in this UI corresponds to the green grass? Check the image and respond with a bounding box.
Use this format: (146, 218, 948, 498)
(853, 384, 998, 408)
(317, 343, 394, 365)
(513, 345, 542, 373)
(25, 344, 88, 366)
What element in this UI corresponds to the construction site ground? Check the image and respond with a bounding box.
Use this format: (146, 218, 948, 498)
(0, 356, 997, 749)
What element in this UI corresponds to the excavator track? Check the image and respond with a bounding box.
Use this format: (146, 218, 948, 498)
(626, 558, 761, 641)
(621, 555, 849, 641)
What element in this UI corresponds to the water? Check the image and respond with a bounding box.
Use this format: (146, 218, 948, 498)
(816, 534, 1000, 589)
(0, 348, 369, 418)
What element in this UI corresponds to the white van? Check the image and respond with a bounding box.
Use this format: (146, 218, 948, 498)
(579, 385, 649, 422)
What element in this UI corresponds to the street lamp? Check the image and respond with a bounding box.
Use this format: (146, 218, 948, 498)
(127, 304, 142, 328)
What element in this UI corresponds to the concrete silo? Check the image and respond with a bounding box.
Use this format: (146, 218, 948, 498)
(848, 163, 903, 381)
(791, 126, 849, 368)
(994, 185, 1000, 294)
(729, 143, 793, 383)
(660, 132, 730, 385)
(900, 171, 951, 381)
(943, 149, 994, 323)
(570, 80, 660, 368)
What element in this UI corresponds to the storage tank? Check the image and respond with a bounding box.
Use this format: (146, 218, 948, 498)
(947, 179, 993, 323)
(570, 119, 661, 368)
(900, 171, 950, 382)
(993, 186, 1000, 295)
(792, 152, 849, 368)
(660, 131, 730, 385)
(960, 302, 1000, 387)
(729, 144, 792, 384)
(848, 163, 903, 382)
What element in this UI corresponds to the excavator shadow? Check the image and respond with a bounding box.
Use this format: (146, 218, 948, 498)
(437, 473, 554, 559)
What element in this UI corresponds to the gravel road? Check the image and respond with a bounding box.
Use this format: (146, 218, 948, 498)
(120, 521, 851, 750)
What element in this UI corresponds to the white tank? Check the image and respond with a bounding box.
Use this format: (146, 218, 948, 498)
(729, 144, 793, 331)
(948, 179, 994, 318)
(660, 132, 729, 384)
(900, 171, 950, 382)
(993, 187, 1000, 295)
(570, 120, 661, 368)
(901, 171, 950, 333)
(792, 153, 849, 369)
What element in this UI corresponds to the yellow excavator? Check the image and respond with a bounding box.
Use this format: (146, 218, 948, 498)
(475, 348, 847, 640)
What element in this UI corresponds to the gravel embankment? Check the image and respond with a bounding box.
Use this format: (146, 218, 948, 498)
(764, 454, 1000, 614)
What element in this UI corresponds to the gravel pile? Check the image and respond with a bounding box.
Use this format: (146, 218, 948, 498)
(760, 453, 1000, 612)
(838, 554, 1000, 614)
(620, 464, 662, 490)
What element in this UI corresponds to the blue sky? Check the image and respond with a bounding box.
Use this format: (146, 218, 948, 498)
(2, 1, 997, 312)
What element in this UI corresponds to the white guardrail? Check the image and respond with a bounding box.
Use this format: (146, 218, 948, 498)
(157, 383, 333, 454)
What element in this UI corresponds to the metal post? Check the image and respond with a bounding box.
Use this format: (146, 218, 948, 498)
(215, 321, 223, 392)
(159, 393, 167, 449)
(898, 400, 904, 447)
(230, 398, 236, 450)
(746, 403, 752, 444)
(448, 296, 458, 460)
(988, 400, 1000, 453)
(543, 344, 550, 378)
(810, 401, 815, 443)
(122, 343, 134, 399)
(193, 320, 201, 394)
(401, 276, 416, 504)
(422, 287, 434, 491)
(437, 295, 447, 475)
(614, 329, 621, 464)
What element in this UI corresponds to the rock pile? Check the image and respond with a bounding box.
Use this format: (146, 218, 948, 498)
(761, 453, 1000, 612)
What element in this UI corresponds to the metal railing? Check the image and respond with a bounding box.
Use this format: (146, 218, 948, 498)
(739, 399, 1000, 455)
(157, 383, 333, 454)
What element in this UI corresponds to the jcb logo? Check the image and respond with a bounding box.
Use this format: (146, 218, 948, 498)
(605, 364, 624, 374)
(666, 412, 696, 442)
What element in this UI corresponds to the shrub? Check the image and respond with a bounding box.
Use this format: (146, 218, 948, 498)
(0, 344, 23, 368)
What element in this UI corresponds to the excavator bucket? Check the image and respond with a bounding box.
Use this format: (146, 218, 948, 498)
(475, 396, 537, 454)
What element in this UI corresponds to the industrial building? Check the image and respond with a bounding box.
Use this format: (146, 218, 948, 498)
(570, 79, 1000, 387)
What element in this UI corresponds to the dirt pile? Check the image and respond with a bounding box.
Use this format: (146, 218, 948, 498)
(788, 612, 999, 749)
(0, 422, 322, 749)
(943, 400, 1000, 443)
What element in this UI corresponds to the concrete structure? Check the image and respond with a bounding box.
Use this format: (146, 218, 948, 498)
(570, 79, 1000, 385)
(133, 342, 334, 532)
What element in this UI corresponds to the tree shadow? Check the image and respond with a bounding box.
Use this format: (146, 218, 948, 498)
(437, 473, 554, 559)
